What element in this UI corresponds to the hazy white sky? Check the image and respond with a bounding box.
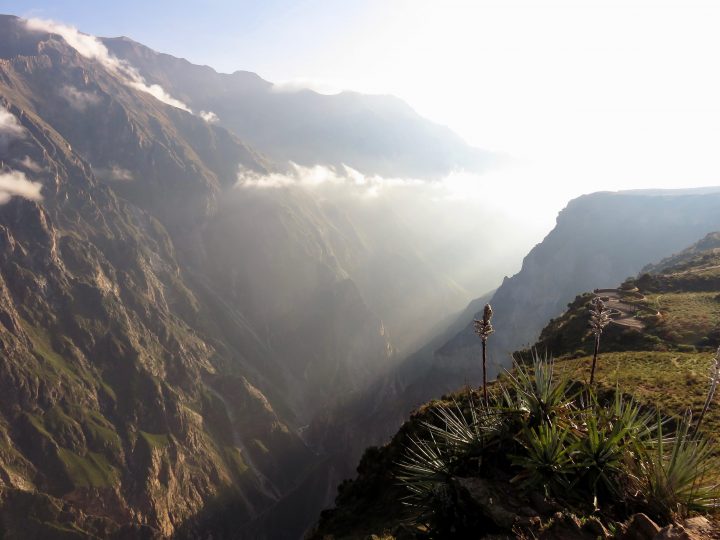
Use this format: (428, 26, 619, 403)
(264, 0, 720, 216)
(5, 0, 720, 233)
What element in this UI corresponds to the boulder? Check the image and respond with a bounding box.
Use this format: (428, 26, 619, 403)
(622, 513, 662, 540)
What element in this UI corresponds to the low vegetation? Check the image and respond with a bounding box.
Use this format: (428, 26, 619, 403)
(396, 354, 719, 536)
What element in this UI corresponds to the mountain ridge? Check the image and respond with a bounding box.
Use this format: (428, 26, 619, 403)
(99, 32, 498, 180)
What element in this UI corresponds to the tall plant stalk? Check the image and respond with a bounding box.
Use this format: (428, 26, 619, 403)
(692, 346, 720, 439)
(588, 297, 611, 385)
(474, 304, 494, 405)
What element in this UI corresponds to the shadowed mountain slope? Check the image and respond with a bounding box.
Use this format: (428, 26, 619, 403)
(0, 14, 471, 538)
(100, 36, 498, 180)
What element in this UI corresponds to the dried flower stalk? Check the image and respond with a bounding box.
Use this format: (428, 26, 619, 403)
(474, 304, 494, 404)
(588, 297, 611, 384)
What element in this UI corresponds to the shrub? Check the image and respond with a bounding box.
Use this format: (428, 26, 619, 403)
(640, 414, 720, 521)
(396, 354, 719, 531)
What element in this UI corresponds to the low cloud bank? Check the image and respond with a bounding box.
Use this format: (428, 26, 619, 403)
(25, 19, 218, 122)
(237, 163, 422, 195)
(17, 156, 43, 172)
(0, 108, 26, 152)
(0, 170, 43, 204)
(59, 85, 102, 111)
(96, 165, 134, 182)
(236, 163, 543, 297)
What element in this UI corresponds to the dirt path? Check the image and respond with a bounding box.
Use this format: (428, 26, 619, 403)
(594, 289, 646, 330)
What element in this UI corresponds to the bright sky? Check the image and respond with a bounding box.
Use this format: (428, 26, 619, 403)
(3, 0, 720, 231)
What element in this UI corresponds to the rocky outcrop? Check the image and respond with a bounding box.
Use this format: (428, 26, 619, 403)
(435, 189, 720, 383)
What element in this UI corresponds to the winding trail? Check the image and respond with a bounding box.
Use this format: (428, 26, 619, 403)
(593, 288, 651, 330)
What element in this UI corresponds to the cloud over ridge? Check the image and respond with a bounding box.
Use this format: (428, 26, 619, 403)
(25, 18, 218, 122)
(0, 108, 26, 153)
(0, 170, 43, 204)
(59, 85, 102, 111)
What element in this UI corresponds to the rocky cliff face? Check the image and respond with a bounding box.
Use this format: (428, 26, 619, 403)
(0, 14, 429, 538)
(435, 189, 720, 381)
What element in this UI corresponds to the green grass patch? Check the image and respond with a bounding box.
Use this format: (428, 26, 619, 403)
(81, 414, 122, 455)
(19, 321, 87, 387)
(57, 448, 118, 488)
(224, 446, 249, 475)
(557, 352, 719, 451)
(24, 413, 56, 443)
(647, 292, 720, 344)
(139, 431, 170, 449)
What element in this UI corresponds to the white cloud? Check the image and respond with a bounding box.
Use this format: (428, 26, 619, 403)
(25, 18, 194, 114)
(235, 163, 542, 297)
(0, 170, 43, 203)
(96, 165, 134, 182)
(59, 85, 102, 111)
(0, 108, 25, 138)
(127, 81, 190, 112)
(237, 163, 421, 196)
(17, 156, 43, 172)
(0, 108, 26, 152)
(200, 110, 219, 123)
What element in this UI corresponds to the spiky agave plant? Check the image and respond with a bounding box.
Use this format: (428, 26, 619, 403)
(395, 397, 501, 528)
(588, 297, 612, 384)
(500, 352, 575, 428)
(421, 394, 500, 459)
(474, 304, 494, 405)
(573, 406, 638, 508)
(641, 412, 720, 520)
(692, 345, 720, 439)
(511, 422, 574, 497)
(396, 433, 451, 516)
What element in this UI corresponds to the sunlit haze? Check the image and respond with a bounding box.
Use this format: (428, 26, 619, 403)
(4, 4, 720, 536)
(4, 0, 720, 279)
(8, 1, 719, 213)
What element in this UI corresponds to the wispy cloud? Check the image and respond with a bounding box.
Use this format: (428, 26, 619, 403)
(17, 156, 43, 172)
(96, 164, 134, 182)
(59, 85, 102, 111)
(237, 163, 421, 196)
(0, 170, 43, 204)
(235, 163, 541, 297)
(200, 110, 219, 123)
(25, 18, 219, 121)
(126, 81, 190, 112)
(0, 108, 26, 153)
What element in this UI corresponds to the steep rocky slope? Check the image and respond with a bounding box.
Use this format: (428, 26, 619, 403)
(0, 19, 317, 538)
(311, 233, 720, 539)
(0, 14, 466, 538)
